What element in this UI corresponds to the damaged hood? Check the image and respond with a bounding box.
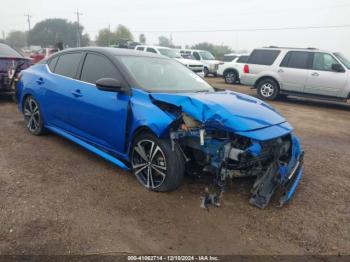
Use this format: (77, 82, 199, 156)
(150, 91, 286, 132)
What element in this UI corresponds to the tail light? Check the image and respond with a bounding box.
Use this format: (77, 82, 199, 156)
(243, 64, 250, 74)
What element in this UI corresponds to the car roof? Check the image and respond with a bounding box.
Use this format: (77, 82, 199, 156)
(0, 43, 24, 58)
(135, 45, 171, 50)
(181, 49, 208, 52)
(257, 46, 332, 53)
(53, 47, 167, 59)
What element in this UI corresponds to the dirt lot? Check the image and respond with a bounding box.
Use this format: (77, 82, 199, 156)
(0, 77, 349, 255)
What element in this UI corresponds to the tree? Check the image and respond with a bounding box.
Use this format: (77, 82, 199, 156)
(95, 24, 133, 47)
(139, 34, 146, 44)
(6, 31, 27, 48)
(158, 35, 174, 48)
(191, 42, 233, 60)
(95, 28, 112, 46)
(28, 18, 90, 48)
(115, 24, 133, 43)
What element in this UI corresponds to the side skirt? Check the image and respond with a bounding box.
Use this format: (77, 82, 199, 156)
(46, 125, 129, 170)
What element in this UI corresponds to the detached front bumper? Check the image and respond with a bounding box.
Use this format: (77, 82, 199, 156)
(249, 134, 304, 209)
(279, 152, 304, 206)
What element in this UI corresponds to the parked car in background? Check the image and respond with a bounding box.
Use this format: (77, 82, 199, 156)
(135, 45, 204, 74)
(241, 46, 350, 102)
(30, 48, 59, 63)
(217, 54, 250, 84)
(17, 47, 304, 208)
(0, 43, 32, 98)
(180, 49, 221, 77)
(222, 53, 239, 62)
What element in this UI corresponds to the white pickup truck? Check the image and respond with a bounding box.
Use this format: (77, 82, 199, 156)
(134, 45, 204, 75)
(179, 49, 221, 77)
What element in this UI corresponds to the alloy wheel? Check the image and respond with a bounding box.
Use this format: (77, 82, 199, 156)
(24, 97, 41, 133)
(225, 72, 236, 84)
(260, 83, 275, 98)
(131, 139, 167, 189)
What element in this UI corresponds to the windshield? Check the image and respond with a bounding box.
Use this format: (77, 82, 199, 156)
(158, 48, 181, 59)
(199, 51, 215, 60)
(334, 52, 350, 69)
(119, 56, 214, 93)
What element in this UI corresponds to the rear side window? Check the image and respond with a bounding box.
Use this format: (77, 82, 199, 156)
(236, 56, 249, 63)
(48, 56, 59, 71)
(136, 47, 144, 51)
(80, 53, 120, 84)
(146, 48, 157, 53)
(54, 53, 82, 78)
(280, 51, 311, 69)
(248, 49, 280, 65)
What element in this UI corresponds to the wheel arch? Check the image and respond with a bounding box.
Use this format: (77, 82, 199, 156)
(127, 125, 160, 157)
(254, 75, 281, 90)
(21, 92, 34, 112)
(223, 67, 239, 77)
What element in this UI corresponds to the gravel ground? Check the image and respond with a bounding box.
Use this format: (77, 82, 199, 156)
(0, 77, 349, 255)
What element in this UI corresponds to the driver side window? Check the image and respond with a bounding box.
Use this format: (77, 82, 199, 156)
(80, 53, 121, 84)
(193, 52, 201, 60)
(146, 48, 157, 54)
(313, 53, 341, 71)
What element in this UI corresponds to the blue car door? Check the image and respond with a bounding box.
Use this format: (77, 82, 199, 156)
(65, 52, 130, 156)
(42, 52, 83, 130)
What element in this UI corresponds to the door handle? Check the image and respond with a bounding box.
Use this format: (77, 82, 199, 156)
(278, 69, 284, 73)
(71, 89, 82, 97)
(36, 77, 44, 85)
(311, 72, 319, 77)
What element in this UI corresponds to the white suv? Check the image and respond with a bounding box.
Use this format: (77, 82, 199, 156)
(217, 54, 250, 84)
(179, 49, 221, 77)
(241, 47, 350, 102)
(134, 45, 204, 74)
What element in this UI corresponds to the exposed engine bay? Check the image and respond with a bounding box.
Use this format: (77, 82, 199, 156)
(169, 112, 304, 209)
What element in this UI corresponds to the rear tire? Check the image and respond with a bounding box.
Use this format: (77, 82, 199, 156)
(257, 79, 279, 100)
(23, 95, 45, 135)
(131, 132, 185, 192)
(224, 70, 237, 84)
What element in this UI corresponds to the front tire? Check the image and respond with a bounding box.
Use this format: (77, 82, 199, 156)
(131, 133, 185, 192)
(257, 79, 279, 100)
(203, 67, 209, 77)
(23, 96, 45, 135)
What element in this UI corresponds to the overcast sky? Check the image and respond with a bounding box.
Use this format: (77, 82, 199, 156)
(1, 0, 350, 55)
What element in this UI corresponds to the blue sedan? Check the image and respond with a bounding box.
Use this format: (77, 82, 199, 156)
(17, 47, 304, 208)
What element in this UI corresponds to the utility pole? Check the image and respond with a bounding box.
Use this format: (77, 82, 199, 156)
(74, 10, 83, 47)
(2, 31, 5, 42)
(108, 24, 111, 46)
(25, 13, 32, 47)
(25, 13, 31, 31)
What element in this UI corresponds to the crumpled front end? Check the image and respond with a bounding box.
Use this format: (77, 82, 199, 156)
(133, 89, 304, 208)
(168, 112, 304, 209)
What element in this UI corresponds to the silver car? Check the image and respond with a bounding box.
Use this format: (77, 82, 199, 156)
(241, 47, 350, 102)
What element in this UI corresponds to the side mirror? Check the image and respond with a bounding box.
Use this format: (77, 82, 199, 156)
(95, 78, 125, 92)
(331, 63, 344, 73)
